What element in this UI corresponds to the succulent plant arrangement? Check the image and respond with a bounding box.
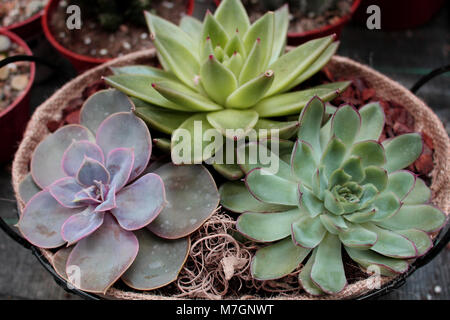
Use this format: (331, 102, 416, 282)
(220, 97, 446, 295)
(105, 0, 350, 180)
(17, 89, 220, 293)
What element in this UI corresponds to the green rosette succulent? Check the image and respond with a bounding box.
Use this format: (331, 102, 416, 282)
(17, 89, 219, 294)
(219, 97, 446, 295)
(104, 0, 350, 179)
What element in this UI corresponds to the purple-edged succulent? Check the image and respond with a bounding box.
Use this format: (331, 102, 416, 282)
(18, 89, 220, 293)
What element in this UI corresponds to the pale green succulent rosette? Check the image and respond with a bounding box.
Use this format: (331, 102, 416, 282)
(220, 97, 446, 295)
(104, 0, 350, 179)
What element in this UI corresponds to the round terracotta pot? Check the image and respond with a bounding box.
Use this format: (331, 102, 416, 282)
(11, 49, 450, 300)
(213, 0, 361, 46)
(354, 0, 445, 30)
(42, 0, 195, 74)
(2, 8, 44, 40)
(0, 29, 35, 164)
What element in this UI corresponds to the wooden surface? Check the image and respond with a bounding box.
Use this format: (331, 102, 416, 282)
(0, 0, 448, 300)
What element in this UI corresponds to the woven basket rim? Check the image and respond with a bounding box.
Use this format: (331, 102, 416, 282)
(11, 48, 450, 300)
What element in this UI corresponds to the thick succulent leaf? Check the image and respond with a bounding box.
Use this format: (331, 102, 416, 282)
(385, 171, 416, 201)
(18, 173, 41, 204)
(345, 247, 409, 276)
(265, 36, 333, 97)
(111, 65, 178, 80)
(297, 97, 325, 158)
(148, 163, 219, 239)
(341, 156, 365, 183)
(111, 173, 165, 231)
(200, 55, 237, 105)
(269, 5, 289, 64)
(361, 166, 388, 192)
(171, 113, 221, 164)
(219, 181, 292, 213)
(254, 119, 299, 140)
(253, 82, 350, 117)
(329, 169, 351, 189)
(321, 137, 346, 178)
(224, 33, 246, 57)
(153, 138, 171, 153)
(338, 224, 377, 248)
(66, 214, 139, 293)
(310, 233, 346, 294)
(48, 177, 84, 208)
(31, 125, 94, 188)
(359, 184, 378, 208)
(382, 133, 423, 173)
(371, 191, 401, 221)
(96, 112, 151, 181)
(145, 12, 199, 88)
(226, 70, 275, 109)
(251, 237, 311, 280)
(299, 249, 324, 296)
(355, 102, 384, 142)
(212, 163, 243, 180)
(76, 157, 109, 186)
(223, 52, 244, 78)
(237, 208, 304, 242)
(214, 0, 250, 38)
(364, 224, 417, 258)
(350, 140, 386, 167)
(94, 186, 116, 212)
(243, 12, 274, 70)
(51, 246, 72, 280)
(201, 11, 229, 49)
(300, 183, 325, 217)
(245, 168, 300, 206)
(292, 216, 326, 249)
(106, 148, 134, 192)
(79, 89, 133, 134)
(403, 177, 431, 205)
(323, 190, 345, 215)
(311, 167, 328, 200)
(286, 41, 339, 91)
(61, 141, 104, 177)
(18, 191, 84, 248)
(61, 206, 104, 246)
(122, 229, 189, 290)
(396, 229, 433, 257)
(331, 105, 361, 146)
(207, 109, 259, 140)
(104, 75, 194, 112)
(291, 140, 317, 186)
(152, 82, 222, 112)
(344, 207, 376, 223)
(376, 205, 446, 233)
(135, 103, 191, 135)
(319, 213, 348, 234)
(239, 39, 266, 84)
(179, 16, 202, 43)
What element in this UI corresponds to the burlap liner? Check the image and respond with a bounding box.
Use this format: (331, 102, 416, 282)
(11, 49, 450, 300)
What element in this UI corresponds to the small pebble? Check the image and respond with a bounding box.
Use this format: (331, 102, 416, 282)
(0, 35, 11, 52)
(11, 75, 29, 91)
(25, 0, 44, 17)
(122, 41, 131, 50)
(140, 33, 148, 40)
(162, 1, 174, 9)
(59, 32, 66, 39)
(84, 37, 92, 45)
(59, 0, 68, 8)
(99, 49, 108, 56)
(434, 285, 442, 294)
(0, 67, 9, 81)
(90, 49, 97, 56)
(426, 294, 432, 300)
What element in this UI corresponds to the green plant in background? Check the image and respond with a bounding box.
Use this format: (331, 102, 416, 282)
(17, 89, 220, 293)
(72, 0, 152, 31)
(220, 97, 446, 295)
(105, 0, 350, 179)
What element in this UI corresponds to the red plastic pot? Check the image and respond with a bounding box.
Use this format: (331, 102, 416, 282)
(0, 29, 35, 164)
(42, 0, 195, 74)
(354, 0, 445, 30)
(1, 9, 44, 40)
(214, 0, 361, 46)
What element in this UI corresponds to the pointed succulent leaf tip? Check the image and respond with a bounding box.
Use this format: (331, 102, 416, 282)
(219, 96, 447, 294)
(18, 191, 85, 248)
(80, 89, 134, 134)
(76, 157, 110, 187)
(48, 177, 84, 208)
(148, 163, 219, 239)
(61, 140, 104, 177)
(96, 112, 152, 181)
(61, 206, 104, 246)
(66, 214, 139, 294)
(239, 38, 265, 84)
(31, 125, 94, 188)
(201, 12, 229, 50)
(122, 230, 190, 290)
(214, 0, 250, 38)
(111, 173, 166, 231)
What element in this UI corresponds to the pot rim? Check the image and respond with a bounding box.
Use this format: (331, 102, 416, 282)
(41, 0, 195, 66)
(1, 9, 44, 33)
(0, 29, 36, 119)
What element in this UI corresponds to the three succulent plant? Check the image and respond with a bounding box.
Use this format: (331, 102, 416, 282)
(17, 89, 220, 293)
(220, 97, 446, 295)
(105, 0, 350, 180)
